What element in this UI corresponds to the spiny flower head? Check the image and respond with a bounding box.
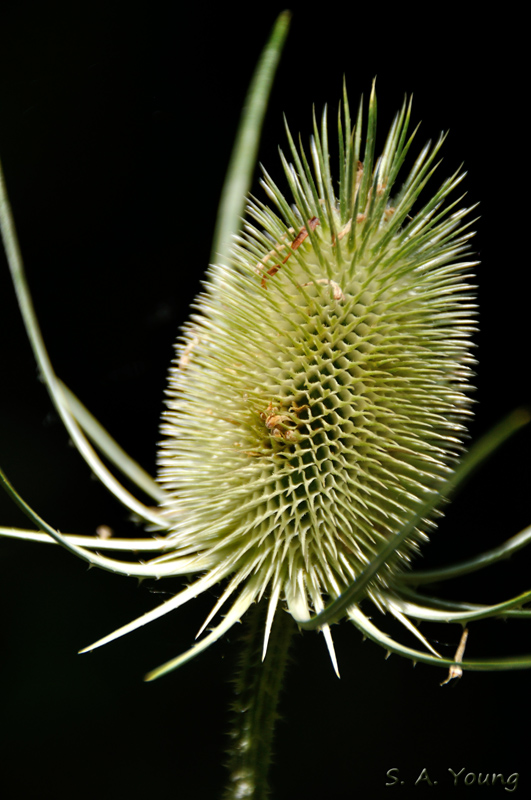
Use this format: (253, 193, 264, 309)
(155, 84, 477, 674)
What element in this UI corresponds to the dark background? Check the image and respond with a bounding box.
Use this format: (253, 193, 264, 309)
(0, 2, 529, 798)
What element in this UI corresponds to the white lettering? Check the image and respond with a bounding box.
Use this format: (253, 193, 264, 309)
(506, 773, 519, 793)
(447, 769, 519, 791)
(448, 768, 465, 786)
(385, 768, 399, 787)
(415, 768, 434, 786)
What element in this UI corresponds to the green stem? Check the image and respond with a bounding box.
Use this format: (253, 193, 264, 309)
(211, 11, 291, 269)
(222, 603, 295, 800)
(395, 523, 531, 586)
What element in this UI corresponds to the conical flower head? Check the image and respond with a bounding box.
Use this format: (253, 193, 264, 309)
(158, 85, 476, 649)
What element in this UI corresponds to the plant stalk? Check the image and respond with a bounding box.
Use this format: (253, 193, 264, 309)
(222, 603, 295, 800)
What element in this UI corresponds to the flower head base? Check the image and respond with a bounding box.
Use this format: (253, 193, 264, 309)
(156, 84, 477, 672)
(2, 68, 530, 682)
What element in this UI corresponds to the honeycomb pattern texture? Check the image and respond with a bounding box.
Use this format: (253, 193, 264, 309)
(158, 88, 476, 631)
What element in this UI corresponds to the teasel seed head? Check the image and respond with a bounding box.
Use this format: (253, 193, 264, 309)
(157, 83, 477, 671)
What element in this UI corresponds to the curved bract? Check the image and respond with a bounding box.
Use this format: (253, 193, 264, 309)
(156, 82, 476, 672)
(1, 13, 531, 685)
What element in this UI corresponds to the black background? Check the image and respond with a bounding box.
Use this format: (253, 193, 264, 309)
(0, 3, 529, 798)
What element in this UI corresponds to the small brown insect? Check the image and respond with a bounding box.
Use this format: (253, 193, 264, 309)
(261, 216, 320, 288)
(260, 402, 290, 436)
(259, 402, 302, 442)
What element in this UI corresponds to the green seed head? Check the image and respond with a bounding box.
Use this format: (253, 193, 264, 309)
(158, 85, 476, 630)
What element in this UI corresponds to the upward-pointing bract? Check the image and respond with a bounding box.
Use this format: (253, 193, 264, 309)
(156, 83, 477, 675)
